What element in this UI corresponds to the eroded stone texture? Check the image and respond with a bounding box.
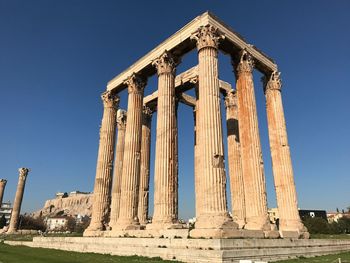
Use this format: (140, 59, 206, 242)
(0, 179, 7, 206)
(148, 51, 179, 229)
(225, 91, 246, 228)
(137, 106, 152, 225)
(263, 72, 308, 238)
(115, 73, 146, 230)
(7, 168, 29, 233)
(85, 91, 119, 233)
(233, 50, 270, 231)
(109, 109, 127, 229)
(190, 25, 238, 238)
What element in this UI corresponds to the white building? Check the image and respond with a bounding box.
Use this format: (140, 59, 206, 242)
(0, 201, 13, 224)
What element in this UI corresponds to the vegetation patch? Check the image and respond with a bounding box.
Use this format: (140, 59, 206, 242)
(0, 243, 181, 263)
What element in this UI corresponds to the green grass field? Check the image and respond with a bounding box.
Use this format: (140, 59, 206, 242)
(275, 251, 350, 262)
(0, 243, 179, 263)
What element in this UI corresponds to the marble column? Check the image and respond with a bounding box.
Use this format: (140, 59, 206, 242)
(0, 179, 7, 206)
(190, 25, 238, 237)
(137, 106, 152, 225)
(115, 73, 146, 230)
(85, 91, 119, 233)
(225, 90, 246, 228)
(264, 72, 308, 237)
(7, 168, 29, 233)
(193, 78, 202, 217)
(148, 51, 178, 229)
(233, 50, 270, 231)
(109, 109, 127, 229)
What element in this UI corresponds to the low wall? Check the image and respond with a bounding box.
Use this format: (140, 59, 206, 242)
(5, 237, 350, 263)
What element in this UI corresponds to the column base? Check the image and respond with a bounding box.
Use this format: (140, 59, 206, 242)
(146, 220, 185, 230)
(195, 213, 238, 230)
(114, 218, 143, 231)
(244, 216, 271, 231)
(233, 219, 246, 229)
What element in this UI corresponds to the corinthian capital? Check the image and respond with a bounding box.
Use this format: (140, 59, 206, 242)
(0, 179, 7, 185)
(18, 168, 30, 180)
(263, 71, 282, 93)
(124, 73, 146, 95)
(191, 25, 225, 51)
(224, 90, 238, 109)
(101, 91, 120, 108)
(116, 109, 127, 130)
(233, 49, 255, 76)
(142, 106, 153, 123)
(152, 51, 177, 75)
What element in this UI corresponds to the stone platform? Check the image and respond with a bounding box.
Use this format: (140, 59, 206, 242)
(5, 237, 350, 263)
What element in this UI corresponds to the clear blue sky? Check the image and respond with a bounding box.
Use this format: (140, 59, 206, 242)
(0, 0, 349, 219)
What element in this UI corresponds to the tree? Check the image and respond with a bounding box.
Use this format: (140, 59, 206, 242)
(303, 217, 330, 234)
(19, 215, 46, 231)
(0, 215, 6, 228)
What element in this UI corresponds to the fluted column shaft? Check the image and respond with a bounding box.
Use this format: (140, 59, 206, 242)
(264, 72, 305, 233)
(8, 168, 29, 233)
(86, 91, 119, 232)
(0, 179, 7, 206)
(116, 73, 145, 230)
(137, 107, 152, 225)
(150, 51, 178, 227)
(193, 80, 202, 217)
(109, 110, 127, 229)
(234, 50, 270, 231)
(225, 91, 246, 228)
(191, 25, 235, 230)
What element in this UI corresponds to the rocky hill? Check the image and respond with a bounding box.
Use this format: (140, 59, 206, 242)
(33, 192, 92, 218)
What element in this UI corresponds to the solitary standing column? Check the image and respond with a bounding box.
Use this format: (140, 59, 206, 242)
(190, 25, 238, 238)
(116, 73, 146, 230)
(225, 90, 246, 228)
(264, 72, 308, 238)
(137, 106, 152, 225)
(0, 179, 7, 206)
(148, 51, 178, 229)
(7, 168, 29, 233)
(85, 91, 119, 235)
(233, 50, 270, 231)
(109, 109, 127, 229)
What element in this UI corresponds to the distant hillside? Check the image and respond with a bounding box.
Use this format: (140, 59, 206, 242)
(33, 192, 92, 218)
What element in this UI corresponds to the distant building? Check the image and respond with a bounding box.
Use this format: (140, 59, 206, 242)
(46, 216, 68, 231)
(69, 191, 90, 196)
(298, 210, 327, 221)
(268, 208, 279, 224)
(0, 201, 13, 224)
(267, 208, 328, 224)
(327, 212, 350, 223)
(55, 192, 68, 199)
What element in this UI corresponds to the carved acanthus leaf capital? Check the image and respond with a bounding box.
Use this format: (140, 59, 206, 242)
(124, 73, 146, 95)
(18, 167, 30, 180)
(0, 179, 7, 185)
(191, 25, 225, 51)
(101, 91, 120, 109)
(233, 49, 255, 76)
(224, 90, 238, 109)
(142, 106, 153, 122)
(152, 51, 177, 75)
(263, 71, 282, 93)
(116, 109, 127, 130)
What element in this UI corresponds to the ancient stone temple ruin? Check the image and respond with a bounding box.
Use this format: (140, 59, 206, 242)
(84, 11, 308, 239)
